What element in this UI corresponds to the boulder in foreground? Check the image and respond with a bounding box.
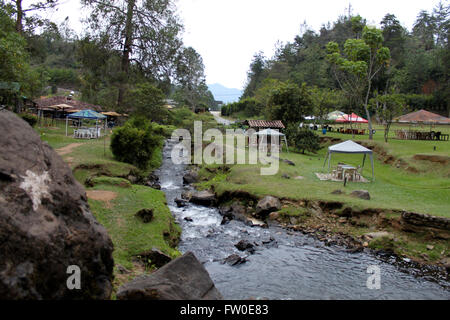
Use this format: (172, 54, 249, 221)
(0, 110, 114, 299)
(117, 252, 223, 300)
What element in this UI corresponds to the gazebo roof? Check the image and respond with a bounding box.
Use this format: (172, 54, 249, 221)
(68, 109, 106, 119)
(328, 140, 372, 154)
(326, 110, 346, 120)
(396, 109, 450, 124)
(335, 113, 368, 123)
(255, 128, 285, 136)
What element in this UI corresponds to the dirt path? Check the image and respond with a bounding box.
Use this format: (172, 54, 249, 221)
(56, 143, 84, 156)
(86, 190, 118, 208)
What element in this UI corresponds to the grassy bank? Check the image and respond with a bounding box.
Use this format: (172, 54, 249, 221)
(36, 121, 181, 293)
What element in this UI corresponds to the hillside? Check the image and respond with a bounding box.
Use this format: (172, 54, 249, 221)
(208, 83, 242, 104)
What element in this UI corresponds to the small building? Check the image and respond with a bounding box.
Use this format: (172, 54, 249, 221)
(243, 120, 285, 130)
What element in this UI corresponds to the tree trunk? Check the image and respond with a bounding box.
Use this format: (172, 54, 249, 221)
(15, 0, 23, 34)
(117, 0, 135, 107)
(364, 80, 373, 140)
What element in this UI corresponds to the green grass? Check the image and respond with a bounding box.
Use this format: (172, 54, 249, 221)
(197, 124, 450, 218)
(88, 180, 181, 270)
(36, 120, 182, 291)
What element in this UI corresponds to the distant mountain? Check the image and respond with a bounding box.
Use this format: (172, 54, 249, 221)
(207, 83, 242, 104)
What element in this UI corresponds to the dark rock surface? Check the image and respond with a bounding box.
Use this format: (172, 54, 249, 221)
(135, 208, 154, 223)
(135, 248, 172, 268)
(350, 190, 371, 200)
(255, 196, 281, 218)
(117, 252, 223, 300)
(235, 240, 255, 253)
(183, 170, 198, 185)
(190, 190, 217, 206)
(283, 159, 295, 166)
(223, 254, 247, 266)
(0, 110, 114, 299)
(175, 198, 188, 207)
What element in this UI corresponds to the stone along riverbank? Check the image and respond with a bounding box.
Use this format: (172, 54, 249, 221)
(155, 139, 449, 299)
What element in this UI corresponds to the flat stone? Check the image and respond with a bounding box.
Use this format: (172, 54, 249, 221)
(190, 190, 216, 206)
(118, 252, 223, 300)
(283, 159, 295, 166)
(223, 254, 247, 266)
(350, 190, 370, 200)
(364, 231, 393, 240)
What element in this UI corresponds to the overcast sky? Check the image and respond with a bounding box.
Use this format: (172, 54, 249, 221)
(42, 0, 442, 90)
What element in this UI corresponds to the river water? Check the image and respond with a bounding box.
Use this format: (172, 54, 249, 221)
(156, 139, 449, 300)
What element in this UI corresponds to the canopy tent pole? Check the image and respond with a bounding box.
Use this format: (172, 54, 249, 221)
(284, 136, 289, 153)
(328, 152, 332, 172)
(323, 151, 329, 168)
(362, 153, 366, 168)
(370, 153, 375, 181)
(65, 116, 68, 136)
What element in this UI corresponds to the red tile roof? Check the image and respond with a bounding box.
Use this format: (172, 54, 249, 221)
(397, 109, 450, 124)
(245, 120, 285, 129)
(35, 96, 104, 112)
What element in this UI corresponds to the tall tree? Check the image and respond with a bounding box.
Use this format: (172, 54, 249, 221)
(326, 26, 391, 140)
(8, 0, 59, 34)
(242, 52, 266, 98)
(82, 0, 183, 106)
(175, 46, 207, 111)
(266, 81, 312, 125)
(413, 10, 437, 50)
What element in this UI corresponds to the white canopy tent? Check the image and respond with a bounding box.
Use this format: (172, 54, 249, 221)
(254, 128, 289, 152)
(323, 140, 374, 181)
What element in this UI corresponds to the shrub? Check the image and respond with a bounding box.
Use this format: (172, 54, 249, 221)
(20, 113, 38, 127)
(286, 125, 321, 154)
(110, 117, 164, 170)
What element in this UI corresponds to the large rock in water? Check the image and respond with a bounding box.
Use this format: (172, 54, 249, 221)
(117, 252, 223, 300)
(0, 111, 114, 299)
(190, 190, 217, 206)
(255, 196, 281, 218)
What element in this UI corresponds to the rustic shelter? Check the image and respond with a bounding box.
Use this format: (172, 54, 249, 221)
(396, 109, 450, 124)
(243, 120, 285, 130)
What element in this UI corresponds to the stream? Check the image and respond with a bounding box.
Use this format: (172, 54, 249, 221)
(156, 138, 450, 300)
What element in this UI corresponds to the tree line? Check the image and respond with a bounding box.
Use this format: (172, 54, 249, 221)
(0, 0, 216, 118)
(225, 2, 449, 141)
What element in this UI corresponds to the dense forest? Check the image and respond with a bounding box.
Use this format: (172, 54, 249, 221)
(223, 2, 449, 133)
(0, 0, 216, 117)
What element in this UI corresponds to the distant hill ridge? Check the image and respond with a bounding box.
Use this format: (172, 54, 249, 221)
(207, 83, 242, 104)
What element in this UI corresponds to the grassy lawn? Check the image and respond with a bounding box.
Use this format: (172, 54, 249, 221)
(197, 122, 450, 218)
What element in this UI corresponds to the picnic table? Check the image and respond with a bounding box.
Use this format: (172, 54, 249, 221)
(74, 127, 102, 139)
(336, 128, 366, 135)
(395, 130, 449, 141)
(332, 164, 361, 181)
